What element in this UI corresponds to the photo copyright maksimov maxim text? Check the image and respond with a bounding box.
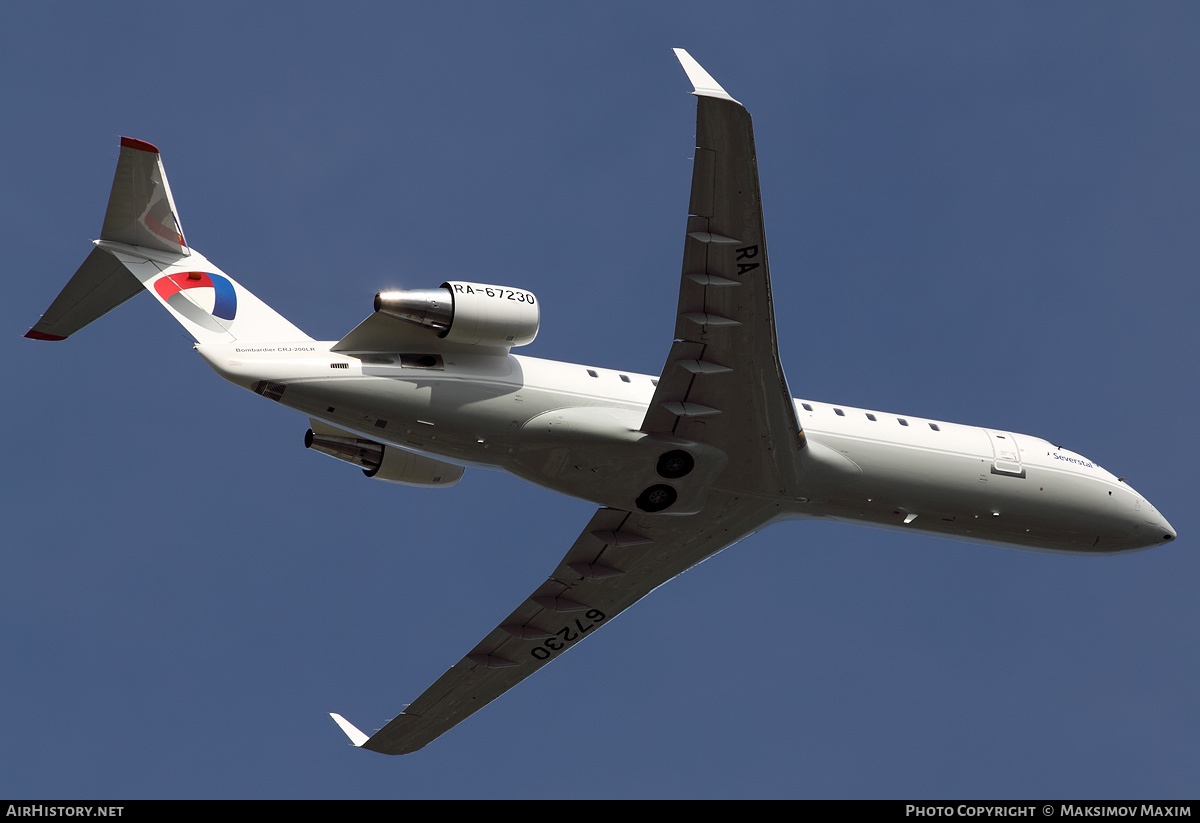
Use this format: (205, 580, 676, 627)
(6, 808, 123, 817)
(906, 808, 1191, 818)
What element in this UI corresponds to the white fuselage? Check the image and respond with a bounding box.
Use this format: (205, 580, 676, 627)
(197, 342, 1176, 554)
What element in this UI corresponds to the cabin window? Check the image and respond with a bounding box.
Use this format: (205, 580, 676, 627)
(801, 403, 813, 411)
(619, 374, 630, 383)
(834, 408, 845, 416)
(898, 418, 909, 426)
(651, 379, 658, 387)
(866, 413, 876, 421)
(587, 369, 598, 378)
(929, 423, 940, 431)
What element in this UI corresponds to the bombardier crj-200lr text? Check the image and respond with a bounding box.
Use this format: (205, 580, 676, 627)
(26, 50, 1176, 755)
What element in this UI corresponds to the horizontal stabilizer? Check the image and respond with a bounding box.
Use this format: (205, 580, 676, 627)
(25, 246, 141, 340)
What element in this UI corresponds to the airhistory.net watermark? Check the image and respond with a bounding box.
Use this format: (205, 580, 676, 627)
(6, 807, 123, 817)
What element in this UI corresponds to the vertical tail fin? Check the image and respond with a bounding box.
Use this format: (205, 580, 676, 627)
(26, 138, 310, 345)
(100, 137, 188, 254)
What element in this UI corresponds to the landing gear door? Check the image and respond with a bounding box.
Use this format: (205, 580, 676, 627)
(986, 429, 1025, 478)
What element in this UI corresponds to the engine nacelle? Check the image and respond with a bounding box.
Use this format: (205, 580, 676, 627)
(305, 429, 464, 487)
(366, 444, 465, 487)
(374, 281, 539, 348)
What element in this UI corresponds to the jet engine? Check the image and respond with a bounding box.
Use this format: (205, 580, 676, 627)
(374, 281, 539, 348)
(304, 429, 464, 487)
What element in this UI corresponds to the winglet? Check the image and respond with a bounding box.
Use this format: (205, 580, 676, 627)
(329, 712, 370, 747)
(672, 48, 740, 105)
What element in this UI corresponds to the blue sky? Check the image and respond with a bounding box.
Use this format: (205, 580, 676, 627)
(4, 1, 1198, 799)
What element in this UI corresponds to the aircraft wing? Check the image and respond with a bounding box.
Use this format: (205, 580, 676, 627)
(641, 49, 805, 497)
(334, 494, 778, 754)
(331, 50, 799, 755)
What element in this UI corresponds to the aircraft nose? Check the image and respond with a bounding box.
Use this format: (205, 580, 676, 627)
(1160, 517, 1178, 543)
(1114, 490, 1176, 551)
(1139, 502, 1177, 548)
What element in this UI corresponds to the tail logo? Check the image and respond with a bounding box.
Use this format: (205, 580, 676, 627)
(154, 272, 238, 330)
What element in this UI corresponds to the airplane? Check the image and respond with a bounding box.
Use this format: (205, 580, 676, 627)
(25, 49, 1176, 756)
